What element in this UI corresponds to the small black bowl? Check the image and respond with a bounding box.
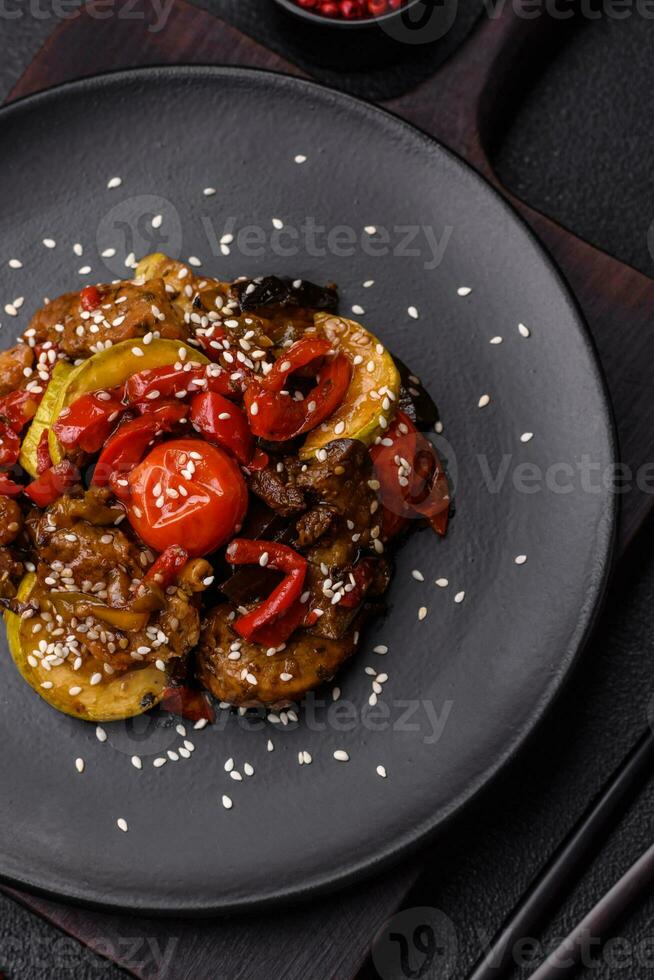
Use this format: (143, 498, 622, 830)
(270, 0, 433, 70)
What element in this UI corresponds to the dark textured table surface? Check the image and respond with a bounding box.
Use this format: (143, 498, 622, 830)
(2, 6, 654, 979)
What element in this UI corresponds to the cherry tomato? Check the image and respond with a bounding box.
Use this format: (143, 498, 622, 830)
(127, 439, 248, 557)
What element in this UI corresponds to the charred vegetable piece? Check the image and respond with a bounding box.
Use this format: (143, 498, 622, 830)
(190, 391, 253, 465)
(225, 539, 308, 643)
(301, 314, 400, 459)
(5, 574, 169, 721)
(234, 276, 338, 313)
(48, 339, 208, 465)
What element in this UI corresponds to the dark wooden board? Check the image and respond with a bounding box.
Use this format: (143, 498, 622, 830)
(3, 2, 654, 978)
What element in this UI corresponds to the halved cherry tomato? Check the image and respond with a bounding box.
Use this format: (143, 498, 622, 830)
(80, 285, 103, 311)
(260, 338, 332, 393)
(370, 410, 450, 537)
(53, 391, 125, 454)
(243, 353, 351, 441)
(190, 391, 253, 465)
(0, 425, 20, 468)
(24, 461, 80, 507)
(125, 363, 236, 404)
(127, 439, 248, 557)
(92, 402, 187, 487)
(225, 539, 307, 642)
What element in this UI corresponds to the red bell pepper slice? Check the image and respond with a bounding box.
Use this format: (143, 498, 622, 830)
(247, 596, 308, 647)
(225, 538, 307, 642)
(196, 327, 228, 363)
(125, 363, 236, 404)
(0, 475, 24, 497)
(53, 392, 126, 454)
(190, 391, 253, 465)
(80, 285, 103, 312)
(247, 448, 269, 473)
(370, 410, 450, 538)
(0, 389, 42, 433)
(145, 545, 189, 588)
(0, 425, 21, 469)
(261, 338, 332, 393)
(36, 429, 52, 474)
(161, 686, 215, 723)
(25, 461, 80, 507)
(243, 352, 351, 441)
(92, 402, 187, 487)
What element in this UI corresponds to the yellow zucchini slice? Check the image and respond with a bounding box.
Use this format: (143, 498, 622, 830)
(301, 314, 401, 459)
(48, 338, 209, 465)
(5, 573, 168, 722)
(19, 362, 75, 477)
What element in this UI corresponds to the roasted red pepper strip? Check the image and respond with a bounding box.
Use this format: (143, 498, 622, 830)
(247, 597, 308, 647)
(80, 285, 103, 311)
(145, 545, 189, 588)
(53, 391, 125, 454)
(36, 429, 52, 475)
(247, 448, 269, 472)
(370, 410, 450, 538)
(261, 338, 332, 393)
(0, 475, 24, 497)
(225, 538, 307, 642)
(25, 461, 80, 507)
(161, 686, 215, 723)
(338, 558, 376, 608)
(0, 425, 20, 468)
(0, 389, 42, 433)
(92, 402, 187, 486)
(125, 363, 235, 404)
(190, 391, 253, 465)
(196, 327, 228, 362)
(244, 353, 351, 441)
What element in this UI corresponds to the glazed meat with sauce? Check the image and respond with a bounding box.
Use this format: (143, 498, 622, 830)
(0, 345, 33, 397)
(197, 602, 360, 707)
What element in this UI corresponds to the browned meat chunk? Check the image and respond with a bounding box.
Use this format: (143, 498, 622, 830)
(249, 464, 305, 515)
(0, 495, 23, 546)
(24, 278, 188, 359)
(295, 506, 334, 548)
(0, 344, 33, 396)
(0, 547, 23, 599)
(196, 603, 359, 706)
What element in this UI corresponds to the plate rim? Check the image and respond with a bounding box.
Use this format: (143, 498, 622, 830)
(0, 63, 619, 915)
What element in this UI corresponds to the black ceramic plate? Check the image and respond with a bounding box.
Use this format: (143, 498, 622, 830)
(0, 67, 616, 914)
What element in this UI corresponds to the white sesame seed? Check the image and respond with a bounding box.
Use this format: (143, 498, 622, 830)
(280, 672, 293, 682)
(222, 795, 233, 810)
(267, 739, 274, 752)
(117, 818, 128, 832)
(96, 726, 107, 743)
(203, 187, 216, 196)
(194, 718, 208, 730)
(244, 762, 254, 776)
(364, 226, 376, 235)
(90, 673, 102, 686)
(294, 154, 307, 163)
(153, 757, 167, 768)
(188, 256, 202, 267)
(259, 551, 269, 567)
(107, 176, 122, 189)
(8, 259, 22, 269)
(514, 554, 528, 565)
(69, 686, 82, 696)
(352, 305, 365, 315)
(454, 591, 466, 604)
(250, 401, 259, 416)
(333, 750, 349, 762)
(42, 238, 56, 249)
(518, 322, 531, 338)
(490, 336, 503, 345)
(151, 214, 163, 229)
(4, 304, 17, 317)
(132, 346, 144, 357)
(101, 247, 116, 257)
(418, 606, 427, 621)
(75, 758, 84, 773)
(272, 218, 284, 230)
(435, 578, 449, 588)
(520, 432, 534, 443)
(407, 306, 419, 319)
(411, 570, 424, 582)
(478, 394, 491, 408)
(376, 765, 387, 778)
(457, 286, 472, 296)
(131, 756, 142, 770)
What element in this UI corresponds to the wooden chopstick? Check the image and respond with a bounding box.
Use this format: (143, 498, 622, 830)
(466, 729, 654, 980)
(525, 839, 654, 979)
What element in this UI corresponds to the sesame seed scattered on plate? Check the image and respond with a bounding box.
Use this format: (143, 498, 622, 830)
(418, 606, 427, 621)
(407, 306, 419, 319)
(107, 176, 122, 189)
(454, 591, 466, 604)
(42, 238, 56, 249)
(244, 762, 254, 776)
(490, 336, 502, 345)
(203, 187, 216, 196)
(116, 818, 128, 833)
(294, 154, 307, 164)
(222, 795, 233, 810)
(75, 758, 84, 774)
(194, 718, 208, 730)
(520, 432, 534, 443)
(352, 304, 365, 315)
(272, 218, 284, 230)
(101, 247, 116, 258)
(514, 554, 528, 565)
(478, 394, 491, 408)
(151, 214, 163, 229)
(376, 765, 387, 778)
(457, 286, 472, 296)
(364, 226, 376, 235)
(363, 279, 374, 287)
(131, 756, 142, 770)
(373, 645, 388, 655)
(518, 322, 531, 338)
(96, 726, 107, 743)
(153, 757, 167, 768)
(267, 740, 274, 752)
(435, 578, 449, 588)
(8, 259, 22, 269)
(333, 750, 349, 762)
(435, 420, 444, 433)
(78, 265, 92, 275)
(411, 569, 424, 582)
(188, 256, 202, 267)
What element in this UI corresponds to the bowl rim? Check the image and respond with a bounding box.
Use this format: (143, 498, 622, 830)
(272, 0, 424, 29)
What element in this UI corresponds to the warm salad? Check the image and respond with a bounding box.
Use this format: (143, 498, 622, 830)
(0, 254, 450, 722)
